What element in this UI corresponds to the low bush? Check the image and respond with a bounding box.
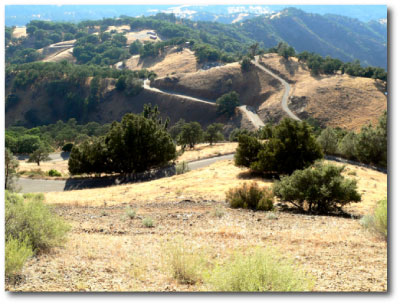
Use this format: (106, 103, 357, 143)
(361, 198, 387, 239)
(226, 182, 274, 211)
(48, 169, 62, 177)
(125, 207, 136, 220)
(205, 247, 314, 291)
(274, 162, 361, 214)
(142, 217, 154, 228)
(176, 161, 190, 175)
(5, 236, 33, 280)
(6, 192, 70, 252)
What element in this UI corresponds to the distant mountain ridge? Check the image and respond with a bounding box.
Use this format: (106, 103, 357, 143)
(235, 8, 387, 68)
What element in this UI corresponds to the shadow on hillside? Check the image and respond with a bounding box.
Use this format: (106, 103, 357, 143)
(63, 165, 176, 191)
(279, 57, 299, 77)
(237, 170, 279, 182)
(277, 203, 362, 219)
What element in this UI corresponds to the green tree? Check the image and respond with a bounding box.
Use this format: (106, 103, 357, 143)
(28, 145, 51, 166)
(177, 122, 204, 149)
(204, 123, 224, 145)
(169, 119, 186, 141)
(317, 127, 338, 154)
(129, 39, 143, 55)
(240, 57, 252, 72)
(274, 162, 361, 214)
(17, 135, 41, 154)
(236, 119, 323, 175)
(105, 114, 176, 174)
(5, 149, 19, 191)
(338, 131, 358, 160)
(216, 91, 240, 117)
(234, 135, 263, 168)
(229, 128, 256, 142)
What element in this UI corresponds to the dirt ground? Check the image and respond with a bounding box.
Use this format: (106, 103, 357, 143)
(7, 158, 387, 292)
(12, 26, 27, 38)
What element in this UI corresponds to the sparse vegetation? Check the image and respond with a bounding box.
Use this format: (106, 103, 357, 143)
(48, 169, 62, 177)
(5, 236, 33, 281)
(5, 191, 69, 280)
(205, 247, 314, 291)
(163, 238, 206, 285)
(274, 162, 361, 214)
(226, 182, 274, 211)
(176, 161, 190, 175)
(125, 207, 136, 220)
(361, 198, 387, 239)
(6, 191, 70, 252)
(142, 217, 154, 228)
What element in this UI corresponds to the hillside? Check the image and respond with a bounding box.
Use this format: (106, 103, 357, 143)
(8, 158, 387, 292)
(257, 54, 387, 130)
(238, 8, 387, 68)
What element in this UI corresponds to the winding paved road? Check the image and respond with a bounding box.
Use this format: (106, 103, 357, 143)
(143, 79, 266, 129)
(16, 154, 235, 193)
(252, 56, 301, 121)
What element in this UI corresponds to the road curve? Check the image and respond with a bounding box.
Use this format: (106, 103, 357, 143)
(143, 79, 266, 130)
(143, 79, 216, 106)
(252, 56, 301, 121)
(16, 154, 235, 193)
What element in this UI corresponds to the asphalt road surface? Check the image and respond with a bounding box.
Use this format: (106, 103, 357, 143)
(252, 56, 301, 121)
(16, 154, 235, 193)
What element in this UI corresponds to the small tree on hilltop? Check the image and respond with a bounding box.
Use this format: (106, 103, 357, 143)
(177, 122, 204, 149)
(204, 123, 224, 145)
(274, 162, 361, 214)
(28, 144, 51, 166)
(217, 91, 240, 117)
(240, 57, 252, 72)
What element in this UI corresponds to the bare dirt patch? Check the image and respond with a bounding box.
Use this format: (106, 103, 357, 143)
(7, 159, 387, 291)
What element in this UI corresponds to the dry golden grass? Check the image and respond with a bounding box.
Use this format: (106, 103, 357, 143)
(42, 48, 75, 63)
(8, 158, 387, 292)
(260, 54, 387, 130)
(18, 159, 69, 178)
(125, 47, 197, 77)
(176, 142, 237, 163)
(12, 27, 27, 38)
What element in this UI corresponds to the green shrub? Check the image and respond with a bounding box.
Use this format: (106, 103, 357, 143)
(361, 198, 387, 239)
(125, 207, 136, 220)
(317, 127, 338, 154)
(5, 236, 33, 280)
(163, 237, 207, 285)
(176, 161, 190, 175)
(6, 192, 70, 252)
(226, 182, 274, 211)
(48, 169, 62, 177)
(205, 247, 314, 291)
(274, 162, 361, 214)
(142, 217, 154, 228)
(234, 135, 263, 168)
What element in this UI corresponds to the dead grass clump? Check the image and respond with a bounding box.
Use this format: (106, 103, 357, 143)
(226, 182, 274, 211)
(162, 237, 207, 285)
(205, 247, 315, 292)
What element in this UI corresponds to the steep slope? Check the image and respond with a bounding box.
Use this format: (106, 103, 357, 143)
(258, 54, 387, 130)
